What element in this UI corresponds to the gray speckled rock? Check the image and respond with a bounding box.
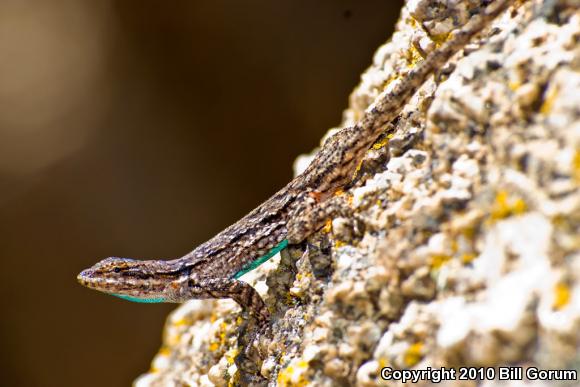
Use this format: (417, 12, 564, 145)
(136, 1, 580, 386)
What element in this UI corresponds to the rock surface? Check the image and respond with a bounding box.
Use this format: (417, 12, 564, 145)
(136, 1, 580, 385)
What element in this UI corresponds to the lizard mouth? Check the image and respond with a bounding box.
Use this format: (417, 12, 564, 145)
(77, 269, 102, 289)
(77, 269, 129, 295)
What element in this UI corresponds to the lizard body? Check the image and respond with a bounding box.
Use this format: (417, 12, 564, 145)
(78, 0, 515, 325)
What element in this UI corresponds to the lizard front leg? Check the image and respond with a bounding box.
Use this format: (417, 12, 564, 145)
(173, 276, 270, 327)
(286, 192, 353, 244)
(174, 276, 271, 382)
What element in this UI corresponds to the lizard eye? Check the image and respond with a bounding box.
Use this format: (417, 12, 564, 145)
(113, 267, 121, 273)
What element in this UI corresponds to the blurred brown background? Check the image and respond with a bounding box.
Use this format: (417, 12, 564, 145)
(0, 1, 403, 385)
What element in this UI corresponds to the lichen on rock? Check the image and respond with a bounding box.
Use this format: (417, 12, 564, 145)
(136, 1, 580, 386)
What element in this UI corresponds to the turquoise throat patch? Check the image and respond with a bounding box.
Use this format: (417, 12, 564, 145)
(111, 294, 166, 303)
(232, 239, 289, 279)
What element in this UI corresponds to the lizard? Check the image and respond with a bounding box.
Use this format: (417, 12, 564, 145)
(77, 0, 515, 328)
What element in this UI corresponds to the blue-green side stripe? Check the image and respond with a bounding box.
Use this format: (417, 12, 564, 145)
(232, 239, 289, 279)
(112, 294, 166, 303)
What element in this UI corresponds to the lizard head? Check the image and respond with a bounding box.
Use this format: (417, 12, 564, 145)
(77, 257, 182, 303)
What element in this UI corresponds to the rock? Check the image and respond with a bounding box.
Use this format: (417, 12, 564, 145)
(135, 1, 580, 385)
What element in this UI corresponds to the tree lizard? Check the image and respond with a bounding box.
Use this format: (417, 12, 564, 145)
(78, 0, 515, 327)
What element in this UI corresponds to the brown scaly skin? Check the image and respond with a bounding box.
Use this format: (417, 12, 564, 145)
(78, 0, 516, 328)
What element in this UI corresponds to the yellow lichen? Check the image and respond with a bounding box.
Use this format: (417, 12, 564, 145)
(372, 136, 389, 150)
(334, 240, 347, 248)
(208, 341, 220, 352)
(461, 253, 476, 264)
(553, 282, 571, 310)
(172, 318, 189, 327)
(461, 226, 476, 240)
(430, 32, 450, 48)
(430, 254, 451, 269)
(406, 45, 424, 68)
(404, 342, 423, 367)
(209, 322, 229, 352)
(572, 149, 580, 182)
(381, 73, 400, 92)
(513, 198, 527, 215)
(347, 194, 354, 206)
(352, 159, 364, 180)
(322, 219, 332, 233)
(450, 239, 459, 254)
(490, 191, 527, 221)
(286, 292, 299, 306)
(277, 360, 310, 387)
(378, 357, 389, 369)
(508, 80, 521, 91)
(540, 84, 559, 115)
(551, 214, 566, 227)
(225, 348, 239, 364)
(277, 365, 295, 386)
